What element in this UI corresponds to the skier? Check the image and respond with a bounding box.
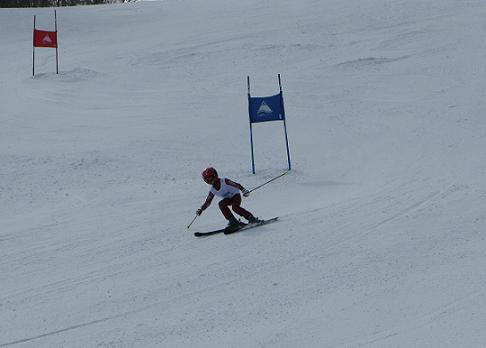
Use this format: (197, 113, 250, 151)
(197, 167, 261, 231)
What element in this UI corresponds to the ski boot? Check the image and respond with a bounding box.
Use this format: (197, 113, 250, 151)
(247, 215, 263, 224)
(224, 217, 243, 234)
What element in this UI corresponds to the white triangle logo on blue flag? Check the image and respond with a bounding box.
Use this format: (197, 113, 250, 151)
(257, 101, 273, 116)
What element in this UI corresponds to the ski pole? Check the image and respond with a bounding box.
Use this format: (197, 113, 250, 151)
(249, 170, 289, 193)
(187, 214, 198, 229)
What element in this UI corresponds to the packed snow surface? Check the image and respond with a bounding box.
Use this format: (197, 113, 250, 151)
(1, 0, 486, 347)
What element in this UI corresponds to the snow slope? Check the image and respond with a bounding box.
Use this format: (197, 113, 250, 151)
(1, 0, 486, 347)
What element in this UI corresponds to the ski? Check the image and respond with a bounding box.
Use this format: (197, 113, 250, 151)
(193, 228, 227, 237)
(225, 217, 279, 235)
(194, 217, 279, 237)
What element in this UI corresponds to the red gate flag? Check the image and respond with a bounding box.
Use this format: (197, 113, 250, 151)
(33, 29, 57, 48)
(32, 11, 59, 76)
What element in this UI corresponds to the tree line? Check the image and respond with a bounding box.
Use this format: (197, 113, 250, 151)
(0, 0, 135, 7)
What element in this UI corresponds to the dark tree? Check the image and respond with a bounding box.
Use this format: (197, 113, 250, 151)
(0, 0, 127, 7)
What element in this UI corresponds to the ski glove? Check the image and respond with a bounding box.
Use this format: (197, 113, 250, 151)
(196, 208, 203, 216)
(242, 189, 250, 197)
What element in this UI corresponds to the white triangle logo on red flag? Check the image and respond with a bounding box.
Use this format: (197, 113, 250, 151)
(42, 34, 52, 44)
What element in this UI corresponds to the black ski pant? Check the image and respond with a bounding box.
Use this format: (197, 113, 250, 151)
(219, 194, 252, 221)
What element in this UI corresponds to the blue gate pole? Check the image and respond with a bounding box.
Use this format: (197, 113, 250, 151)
(278, 74, 292, 171)
(248, 76, 256, 174)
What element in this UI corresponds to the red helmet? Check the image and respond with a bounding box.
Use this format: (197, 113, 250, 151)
(202, 167, 218, 183)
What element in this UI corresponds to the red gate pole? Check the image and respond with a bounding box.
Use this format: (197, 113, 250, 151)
(32, 15, 36, 77)
(54, 10, 59, 74)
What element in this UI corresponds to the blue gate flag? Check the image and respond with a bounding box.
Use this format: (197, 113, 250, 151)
(249, 94, 285, 123)
(247, 74, 291, 174)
